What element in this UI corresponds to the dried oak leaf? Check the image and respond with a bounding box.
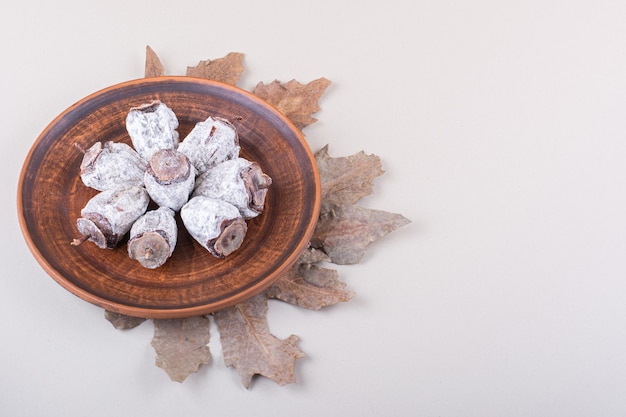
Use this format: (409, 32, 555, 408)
(186, 52, 244, 86)
(316, 145, 384, 213)
(312, 205, 411, 265)
(104, 310, 147, 330)
(214, 293, 305, 389)
(265, 247, 354, 310)
(151, 316, 212, 383)
(298, 246, 331, 263)
(252, 78, 331, 130)
(145, 45, 165, 77)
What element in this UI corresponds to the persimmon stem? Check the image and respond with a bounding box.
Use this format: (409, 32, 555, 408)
(71, 235, 89, 246)
(74, 142, 87, 154)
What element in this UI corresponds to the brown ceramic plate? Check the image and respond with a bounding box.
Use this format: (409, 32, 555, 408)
(18, 77, 320, 318)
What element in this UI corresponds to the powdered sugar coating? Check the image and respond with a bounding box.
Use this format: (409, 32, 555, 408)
(127, 209, 177, 268)
(78, 186, 150, 248)
(144, 150, 196, 212)
(178, 116, 240, 174)
(193, 157, 261, 218)
(180, 196, 243, 252)
(81, 186, 149, 230)
(80, 141, 148, 191)
(126, 101, 180, 160)
(129, 207, 178, 258)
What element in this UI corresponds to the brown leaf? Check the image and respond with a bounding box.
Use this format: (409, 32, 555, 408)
(316, 145, 384, 212)
(214, 294, 305, 388)
(151, 316, 211, 382)
(312, 205, 411, 265)
(104, 310, 146, 330)
(265, 247, 354, 310)
(252, 78, 331, 130)
(145, 45, 165, 77)
(185, 52, 244, 86)
(298, 246, 331, 264)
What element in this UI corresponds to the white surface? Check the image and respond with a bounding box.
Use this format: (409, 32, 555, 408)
(3, 0, 626, 415)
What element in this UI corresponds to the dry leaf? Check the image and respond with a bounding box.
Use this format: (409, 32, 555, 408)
(265, 247, 354, 310)
(151, 316, 211, 382)
(312, 205, 411, 265)
(145, 45, 165, 77)
(298, 246, 331, 264)
(252, 78, 331, 130)
(214, 294, 305, 388)
(104, 310, 146, 330)
(186, 52, 244, 86)
(316, 145, 384, 212)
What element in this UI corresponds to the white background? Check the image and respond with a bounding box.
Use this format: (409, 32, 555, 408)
(3, 0, 626, 415)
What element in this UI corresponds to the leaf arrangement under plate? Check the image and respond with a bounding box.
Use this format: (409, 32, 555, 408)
(105, 46, 410, 388)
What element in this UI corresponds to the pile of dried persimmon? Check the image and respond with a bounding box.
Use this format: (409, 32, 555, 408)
(104, 47, 410, 388)
(73, 100, 272, 267)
